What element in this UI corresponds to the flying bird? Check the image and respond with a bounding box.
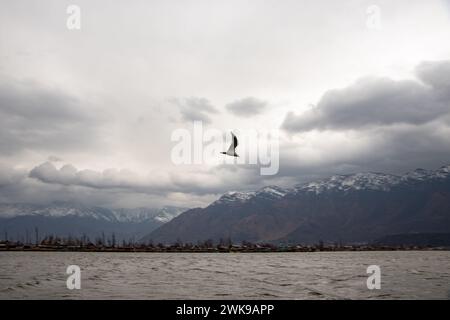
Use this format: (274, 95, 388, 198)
(221, 132, 239, 157)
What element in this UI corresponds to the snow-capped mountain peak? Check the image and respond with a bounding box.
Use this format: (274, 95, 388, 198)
(401, 168, 432, 181)
(213, 185, 289, 205)
(257, 186, 288, 197)
(153, 206, 187, 223)
(255, 186, 289, 199)
(0, 203, 187, 223)
(213, 191, 256, 205)
(434, 165, 450, 178)
(212, 164, 450, 204)
(0, 203, 117, 220)
(296, 172, 402, 194)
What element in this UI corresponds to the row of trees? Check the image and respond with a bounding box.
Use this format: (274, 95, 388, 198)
(2, 230, 130, 247)
(2, 228, 341, 250)
(2, 232, 280, 250)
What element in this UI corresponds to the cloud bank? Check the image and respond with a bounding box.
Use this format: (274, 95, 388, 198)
(282, 60, 450, 133)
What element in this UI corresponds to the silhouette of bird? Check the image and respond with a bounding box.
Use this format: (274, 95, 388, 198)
(221, 132, 239, 157)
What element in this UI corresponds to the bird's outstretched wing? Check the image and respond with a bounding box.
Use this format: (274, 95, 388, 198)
(232, 132, 238, 149)
(226, 132, 238, 154)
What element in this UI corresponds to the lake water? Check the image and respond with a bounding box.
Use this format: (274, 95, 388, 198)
(0, 251, 449, 299)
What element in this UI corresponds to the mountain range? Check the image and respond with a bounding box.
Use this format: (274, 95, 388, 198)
(2, 165, 450, 246)
(142, 165, 450, 244)
(0, 203, 186, 243)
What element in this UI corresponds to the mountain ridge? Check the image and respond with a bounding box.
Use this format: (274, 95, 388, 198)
(142, 164, 450, 244)
(0, 202, 186, 223)
(0, 203, 187, 242)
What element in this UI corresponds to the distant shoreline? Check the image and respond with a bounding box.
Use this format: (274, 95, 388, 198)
(1, 245, 448, 253)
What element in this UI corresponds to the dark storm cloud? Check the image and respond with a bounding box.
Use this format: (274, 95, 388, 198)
(225, 97, 268, 117)
(28, 161, 257, 196)
(0, 163, 145, 208)
(1, 160, 258, 209)
(277, 123, 450, 181)
(416, 60, 450, 91)
(29, 162, 160, 192)
(0, 76, 101, 155)
(277, 60, 450, 183)
(282, 60, 450, 133)
(171, 97, 219, 124)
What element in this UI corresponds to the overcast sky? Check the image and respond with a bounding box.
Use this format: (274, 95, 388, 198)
(1, 0, 450, 209)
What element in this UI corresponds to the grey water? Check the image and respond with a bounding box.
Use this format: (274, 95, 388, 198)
(0, 251, 449, 299)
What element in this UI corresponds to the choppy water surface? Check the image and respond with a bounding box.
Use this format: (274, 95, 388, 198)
(0, 251, 449, 299)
